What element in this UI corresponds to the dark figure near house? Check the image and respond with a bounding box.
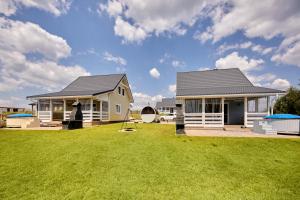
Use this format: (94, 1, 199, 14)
(62, 102, 83, 129)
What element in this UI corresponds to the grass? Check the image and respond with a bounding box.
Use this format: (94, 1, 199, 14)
(0, 123, 299, 199)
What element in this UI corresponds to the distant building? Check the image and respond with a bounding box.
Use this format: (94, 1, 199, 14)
(156, 98, 176, 114)
(0, 107, 25, 113)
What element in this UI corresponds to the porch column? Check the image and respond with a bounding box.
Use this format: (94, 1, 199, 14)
(244, 97, 247, 127)
(49, 99, 53, 122)
(37, 99, 40, 119)
(63, 99, 66, 120)
(100, 100, 102, 121)
(221, 97, 224, 127)
(202, 98, 205, 126)
(267, 96, 270, 115)
(90, 98, 93, 122)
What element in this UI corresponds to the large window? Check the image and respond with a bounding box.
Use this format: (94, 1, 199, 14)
(93, 101, 100, 111)
(79, 99, 91, 111)
(66, 100, 76, 111)
(185, 99, 202, 113)
(205, 98, 221, 113)
(248, 97, 268, 113)
(39, 100, 50, 111)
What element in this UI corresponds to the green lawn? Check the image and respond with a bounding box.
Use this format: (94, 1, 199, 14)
(0, 124, 299, 200)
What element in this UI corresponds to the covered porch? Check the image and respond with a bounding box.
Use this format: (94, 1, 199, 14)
(180, 95, 274, 128)
(37, 96, 109, 123)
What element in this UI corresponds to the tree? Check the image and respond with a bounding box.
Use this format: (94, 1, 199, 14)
(274, 87, 300, 115)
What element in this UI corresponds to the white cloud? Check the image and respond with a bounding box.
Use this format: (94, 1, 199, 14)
(217, 41, 274, 55)
(100, 0, 213, 43)
(271, 41, 300, 67)
(0, 17, 71, 61)
(149, 67, 160, 79)
(215, 52, 264, 72)
(0, 17, 89, 92)
(98, 0, 123, 17)
(168, 84, 176, 93)
(171, 60, 185, 68)
(114, 17, 147, 44)
(103, 51, 127, 66)
(270, 78, 290, 90)
(197, 0, 300, 67)
(132, 92, 163, 110)
(0, 0, 72, 16)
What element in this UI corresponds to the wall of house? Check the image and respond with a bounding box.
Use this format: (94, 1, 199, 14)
(109, 79, 131, 121)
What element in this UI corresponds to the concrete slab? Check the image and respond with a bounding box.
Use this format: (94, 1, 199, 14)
(185, 129, 300, 138)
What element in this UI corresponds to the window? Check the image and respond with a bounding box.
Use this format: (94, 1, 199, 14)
(185, 99, 202, 113)
(39, 100, 50, 111)
(93, 101, 100, 111)
(248, 97, 268, 113)
(122, 88, 125, 96)
(205, 98, 221, 113)
(116, 104, 121, 114)
(79, 99, 91, 111)
(118, 86, 121, 95)
(66, 100, 76, 111)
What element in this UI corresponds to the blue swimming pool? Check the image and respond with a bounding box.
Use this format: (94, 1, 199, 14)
(7, 113, 33, 118)
(264, 114, 300, 119)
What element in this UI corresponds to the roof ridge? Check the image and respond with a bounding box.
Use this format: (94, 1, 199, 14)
(78, 73, 125, 78)
(177, 68, 240, 74)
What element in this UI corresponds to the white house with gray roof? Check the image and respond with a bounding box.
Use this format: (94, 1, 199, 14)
(176, 68, 285, 128)
(155, 98, 176, 114)
(27, 74, 133, 125)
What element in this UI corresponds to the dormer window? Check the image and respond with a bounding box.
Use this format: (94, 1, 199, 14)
(118, 86, 121, 95)
(122, 88, 125, 96)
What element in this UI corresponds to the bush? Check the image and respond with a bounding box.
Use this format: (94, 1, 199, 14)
(274, 87, 300, 115)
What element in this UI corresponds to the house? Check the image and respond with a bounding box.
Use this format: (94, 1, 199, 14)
(0, 107, 25, 113)
(27, 74, 133, 126)
(176, 68, 285, 128)
(155, 98, 176, 114)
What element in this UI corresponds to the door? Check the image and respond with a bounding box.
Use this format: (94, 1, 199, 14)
(224, 103, 229, 124)
(52, 100, 64, 121)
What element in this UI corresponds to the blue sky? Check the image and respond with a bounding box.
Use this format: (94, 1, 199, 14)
(0, 0, 299, 108)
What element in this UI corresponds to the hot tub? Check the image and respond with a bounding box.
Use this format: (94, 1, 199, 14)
(264, 114, 300, 134)
(6, 113, 40, 128)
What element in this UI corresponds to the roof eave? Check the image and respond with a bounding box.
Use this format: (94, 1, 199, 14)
(176, 92, 286, 98)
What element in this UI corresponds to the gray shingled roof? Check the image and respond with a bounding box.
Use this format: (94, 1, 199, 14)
(177, 68, 285, 96)
(156, 98, 176, 108)
(27, 74, 126, 98)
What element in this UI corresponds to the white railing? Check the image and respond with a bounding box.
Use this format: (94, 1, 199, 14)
(38, 111, 51, 122)
(204, 113, 222, 126)
(93, 111, 100, 120)
(184, 113, 203, 126)
(64, 111, 109, 122)
(247, 112, 268, 127)
(102, 111, 109, 121)
(184, 113, 223, 127)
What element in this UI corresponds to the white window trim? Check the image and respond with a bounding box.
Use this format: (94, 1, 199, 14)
(116, 104, 121, 114)
(122, 88, 125, 96)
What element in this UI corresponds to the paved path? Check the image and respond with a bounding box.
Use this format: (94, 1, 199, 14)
(185, 129, 300, 138)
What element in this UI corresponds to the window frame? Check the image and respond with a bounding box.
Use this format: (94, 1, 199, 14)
(115, 104, 121, 114)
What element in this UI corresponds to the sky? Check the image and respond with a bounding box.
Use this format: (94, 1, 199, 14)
(0, 0, 300, 109)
